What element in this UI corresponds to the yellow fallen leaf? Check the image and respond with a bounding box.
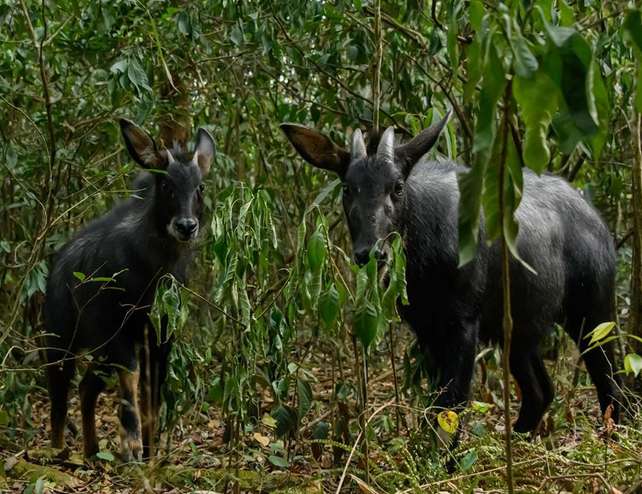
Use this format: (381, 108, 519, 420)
(437, 410, 459, 435)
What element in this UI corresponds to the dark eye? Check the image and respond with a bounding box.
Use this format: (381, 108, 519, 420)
(342, 183, 350, 196)
(161, 180, 175, 198)
(393, 180, 404, 198)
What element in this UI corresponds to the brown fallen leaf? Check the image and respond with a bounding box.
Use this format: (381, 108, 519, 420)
(3, 455, 18, 473)
(253, 432, 270, 448)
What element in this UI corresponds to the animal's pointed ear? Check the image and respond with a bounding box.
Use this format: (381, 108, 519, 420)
(280, 123, 350, 176)
(120, 119, 165, 169)
(395, 109, 452, 175)
(193, 128, 216, 176)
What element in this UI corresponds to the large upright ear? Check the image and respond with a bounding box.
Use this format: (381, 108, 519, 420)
(280, 123, 350, 176)
(120, 119, 165, 169)
(192, 128, 216, 177)
(395, 109, 452, 175)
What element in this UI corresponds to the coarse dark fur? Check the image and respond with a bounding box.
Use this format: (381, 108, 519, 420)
(280, 113, 620, 438)
(44, 119, 215, 461)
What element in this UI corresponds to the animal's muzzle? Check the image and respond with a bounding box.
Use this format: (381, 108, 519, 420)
(174, 218, 198, 240)
(354, 246, 387, 267)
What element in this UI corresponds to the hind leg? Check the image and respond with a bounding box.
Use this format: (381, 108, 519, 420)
(47, 355, 76, 449)
(510, 345, 554, 433)
(567, 315, 621, 423)
(79, 366, 108, 457)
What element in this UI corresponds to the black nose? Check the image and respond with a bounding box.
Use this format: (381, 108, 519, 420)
(355, 247, 387, 266)
(175, 218, 198, 236)
(355, 249, 370, 266)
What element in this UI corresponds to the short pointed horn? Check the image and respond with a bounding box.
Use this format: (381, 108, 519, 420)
(377, 126, 395, 162)
(165, 149, 176, 164)
(351, 128, 366, 160)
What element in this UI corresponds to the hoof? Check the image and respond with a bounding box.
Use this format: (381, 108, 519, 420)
(513, 418, 537, 434)
(83, 442, 99, 459)
(120, 435, 143, 463)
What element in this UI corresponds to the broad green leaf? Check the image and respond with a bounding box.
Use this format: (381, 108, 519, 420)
(96, 451, 115, 462)
(586, 321, 616, 345)
(589, 61, 609, 161)
(307, 229, 326, 273)
(319, 286, 340, 329)
(262, 414, 277, 428)
(73, 271, 86, 282)
(504, 16, 538, 79)
(623, 10, 642, 53)
(539, 9, 598, 151)
(471, 401, 493, 414)
(177, 11, 191, 36)
(473, 41, 506, 154)
(127, 58, 151, 92)
(469, 0, 484, 32)
(460, 38, 506, 266)
(623, 10, 642, 111)
(559, 0, 575, 27)
(458, 162, 485, 267)
(460, 448, 478, 471)
(310, 178, 341, 209)
(268, 455, 289, 468)
(503, 141, 533, 273)
(624, 353, 642, 377)
(391, 236, 408, 306)
(271, 404, 298, 437)
(297, 378, 313, 418)
(354, 303, 380, 351)
(514, 70, 558, 173)
(110, 59, 128, 74)
(464, 38, 482, 104)
(230, 24, 244, 46)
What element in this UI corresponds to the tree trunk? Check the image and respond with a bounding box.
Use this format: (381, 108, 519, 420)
(159, 75, 191, 151)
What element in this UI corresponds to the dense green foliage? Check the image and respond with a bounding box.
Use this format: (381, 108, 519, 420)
(1, 1, 641, 492)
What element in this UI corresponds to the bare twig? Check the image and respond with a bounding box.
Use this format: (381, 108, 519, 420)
(431, 0, 445, 31)
(617, 229, 634, 250)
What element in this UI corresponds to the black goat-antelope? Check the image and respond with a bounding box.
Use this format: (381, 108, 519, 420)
(44, 120, 215, 460)
(281, 112, 620, 436)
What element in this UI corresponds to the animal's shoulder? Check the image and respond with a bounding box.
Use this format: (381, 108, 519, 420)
(54, 194, 143, 264)
(407, 160, 460, 197)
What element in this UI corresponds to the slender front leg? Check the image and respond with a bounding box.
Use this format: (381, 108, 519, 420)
(118, 366, 142, 462)
(141, 319, 172, 459)
(430, 318, 478, 411)
(79, 366, 107, 457)
(419, 315, 478, 450)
